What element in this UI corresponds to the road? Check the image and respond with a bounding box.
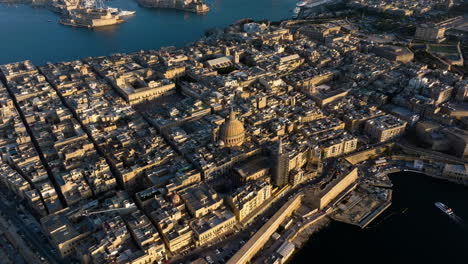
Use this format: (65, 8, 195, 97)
(0, 191, 62, 264)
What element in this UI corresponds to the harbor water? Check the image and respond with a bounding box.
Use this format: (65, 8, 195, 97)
(291, 172, 468, 263)
(0, 0, 296, 65)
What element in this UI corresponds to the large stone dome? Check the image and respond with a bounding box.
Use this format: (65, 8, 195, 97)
(219, 111, 245, 148)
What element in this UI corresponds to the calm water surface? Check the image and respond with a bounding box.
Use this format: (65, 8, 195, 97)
(0, 0, 296, 64)
(292, 172, 468, 263)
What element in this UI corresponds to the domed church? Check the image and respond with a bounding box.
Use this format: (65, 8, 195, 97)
(218, 111, 245, 148)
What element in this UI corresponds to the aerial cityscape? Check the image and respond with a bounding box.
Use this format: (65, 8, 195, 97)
(0, 0, 467, 263)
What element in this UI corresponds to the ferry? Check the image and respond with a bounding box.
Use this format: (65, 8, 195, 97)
(435, 202, 454, 216)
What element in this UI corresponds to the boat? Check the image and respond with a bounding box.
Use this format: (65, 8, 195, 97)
(435, 202, 454, 216)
